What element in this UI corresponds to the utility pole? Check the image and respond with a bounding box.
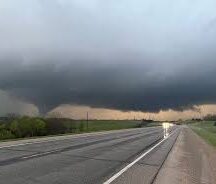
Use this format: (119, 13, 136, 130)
(87, 112, 89, 131)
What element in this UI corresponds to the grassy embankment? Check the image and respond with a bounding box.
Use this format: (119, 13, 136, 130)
(190, 121, 216, 147)
(0, 117, 161, 141)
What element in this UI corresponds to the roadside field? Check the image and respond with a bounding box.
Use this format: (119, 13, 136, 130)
(190, 121, 216, 147)
(0, 118, 161, 141)
(76, 120, 161, 132)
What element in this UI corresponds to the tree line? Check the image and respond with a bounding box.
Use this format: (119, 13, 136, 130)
(0, 117, 86, 140)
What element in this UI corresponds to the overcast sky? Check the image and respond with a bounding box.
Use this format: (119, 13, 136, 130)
(1, 0, 216, 119)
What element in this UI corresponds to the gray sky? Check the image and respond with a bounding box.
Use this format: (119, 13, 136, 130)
(1, 0, 216, 117)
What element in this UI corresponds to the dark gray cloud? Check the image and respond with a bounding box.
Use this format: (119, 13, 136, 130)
(1, 0, 216, 114)
(1, 55, 216, 113)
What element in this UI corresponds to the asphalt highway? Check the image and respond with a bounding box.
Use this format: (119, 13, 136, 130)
(0, 126, 180, 184)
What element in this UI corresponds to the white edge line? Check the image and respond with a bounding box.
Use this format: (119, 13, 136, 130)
(103, 129, 179, 184)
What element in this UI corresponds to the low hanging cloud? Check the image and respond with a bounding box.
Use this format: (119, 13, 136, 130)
(0, 90, 39, 116)
(0, 0, 216, 114)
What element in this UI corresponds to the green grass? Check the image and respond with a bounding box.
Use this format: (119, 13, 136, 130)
(71, 120, 161, 132)
(190, 121, 216, 147)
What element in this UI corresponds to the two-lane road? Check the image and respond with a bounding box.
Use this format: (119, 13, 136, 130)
(0, 126, 180, 184)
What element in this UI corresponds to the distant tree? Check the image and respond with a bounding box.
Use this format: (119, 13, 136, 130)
(79, 121, 84, 132)
(6, 113, 20, 121)
(214, 122, 216, 126)
(0, 123, 15, 139)
(19, 117, 33, 137)
(10, 117, 46, 137)
(45, 118, 66, 134)
(204, 114, 216, 121)
(140, 119, 153, 127)
(10, 120, 21, 137)
(32, 119, 46, 136)
(0, 129, 15, 140)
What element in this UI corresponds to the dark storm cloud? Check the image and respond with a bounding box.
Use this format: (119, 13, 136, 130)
(1, 0, 216, 113)
(1, 55, 216, 113)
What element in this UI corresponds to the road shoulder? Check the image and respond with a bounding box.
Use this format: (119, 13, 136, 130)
(154, 126, 216, 184)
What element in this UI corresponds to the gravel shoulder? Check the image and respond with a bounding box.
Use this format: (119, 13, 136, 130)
(154, 126, 216, 184)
